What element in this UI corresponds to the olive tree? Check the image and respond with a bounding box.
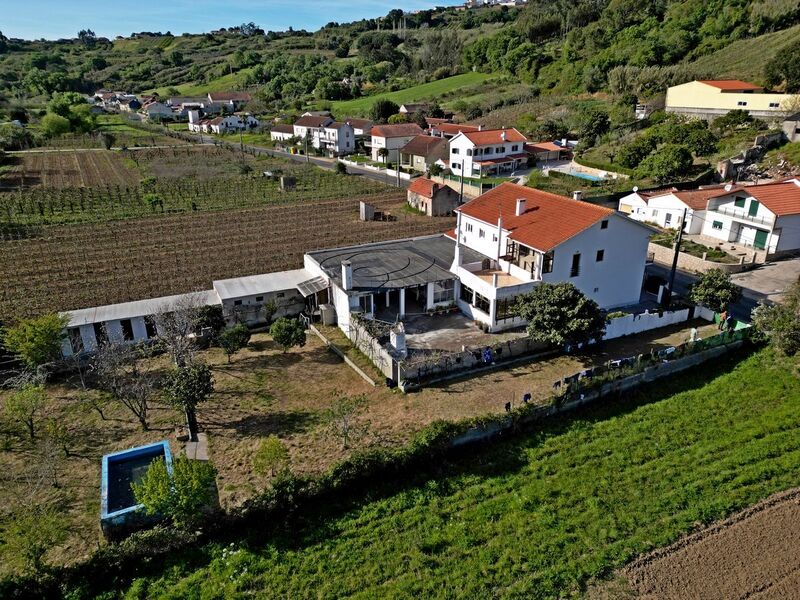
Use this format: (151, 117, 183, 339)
(253, 435, 290, 476)
(90, 343, 157, 430)
(269, 317, 306, 353)
(218, 324, 251, 363)
(4, 384, 47, 439)
(1, 314, 68, 370)
(688, 269, 742, 313)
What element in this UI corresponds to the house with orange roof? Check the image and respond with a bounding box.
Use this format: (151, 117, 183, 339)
(701, 179, 800, 254)
(369, 123, 424, 163)
(450, 183, 654, 330)
(407, 177, 459, 216)
(448, 127, 529, 179)
(665, 80, 794, 120)
(619, 185, 726, 233)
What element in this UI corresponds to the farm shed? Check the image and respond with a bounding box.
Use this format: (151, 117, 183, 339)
(212, 268, 329, 326)
(61, 290, 221, 357)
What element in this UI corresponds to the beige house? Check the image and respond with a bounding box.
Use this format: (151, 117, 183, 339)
(370, 123, 423, 163)
(399, 135, 448, 172)
(665, 80, 795, 120)
(407, 178, 460, 216)
(784, 113, 800, 143)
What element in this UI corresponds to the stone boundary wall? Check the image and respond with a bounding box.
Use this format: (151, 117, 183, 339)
(308, 324, 379, 386)
(649, 242, 751, 274)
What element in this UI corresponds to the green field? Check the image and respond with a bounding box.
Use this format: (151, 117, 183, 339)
(330, 72, 496, 117)
(106, 347, 800, 599)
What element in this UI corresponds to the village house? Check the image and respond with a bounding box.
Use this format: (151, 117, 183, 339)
(407, 178, 460, 216)
(316, 121, 355, 156)
(207, 91, 252, 112)
(665, 79, 795, 120)
(618, 185, 726, 234)
(448, 127, 528, 179)
(117, 98, 142, 112)
(343, 118, 373, 137)
(270, 124, 296, 142)
(369, 123, 423, 163)
(293, 115, 334, 140)
(700, 179, 800, 255)
(399, 135, 449, 172)
(525, 140, 573, 163)
(141, 101, 175, 121)
(448, 183, 654, 331)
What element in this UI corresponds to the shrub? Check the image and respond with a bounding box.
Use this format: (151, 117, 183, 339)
(218, 324, 251, 363)
(514, 283, 606, 347)
(636, 144, 693, 182)
(751, 281, 800, 355)
(4, 384, 47, 439)
(335, 161, 348, 175)
(253, 435, 290, 476)
(269, 318, 307, 353)
(133, 455, 217, 528)
(688, 269, 742, 313)
(1, 313, 68, 369)
(0, 504, 67, 574)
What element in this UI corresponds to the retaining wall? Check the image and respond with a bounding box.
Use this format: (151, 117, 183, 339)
(649, 242, 752, 274)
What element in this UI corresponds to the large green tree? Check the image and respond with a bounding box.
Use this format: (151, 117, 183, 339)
(752, 281, 800, 355)
(163, 362, 214, 442)
(269, 318, 307, 353)
(514, 282, 606, 347)
(636, 144, 693, 183)
(688, 269, 742, 313)
(1, 313, 68, 369)
(218, 324, 251, 363)
(765, 39, 800, 93)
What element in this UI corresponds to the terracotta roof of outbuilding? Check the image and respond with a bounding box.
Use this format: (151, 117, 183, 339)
(432, 123, 480, 136)
(698, 79, 764, 91)
(460, 127, 527, 145)
(344, 118, 373, 129)
(408, 177, 443, 198)
(647, 185, 727, 211)
(370, 123, 424, 138)
(457, 182, 614, 251)
(400, 135, 447, 157)
(707, 179, 800, 216)
(271, 124, 294, 133)
(527, 141, 564, 153)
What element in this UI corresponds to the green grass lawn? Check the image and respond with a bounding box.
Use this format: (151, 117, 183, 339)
(110, 347, 800, 599)
(330, 73, 496, 117)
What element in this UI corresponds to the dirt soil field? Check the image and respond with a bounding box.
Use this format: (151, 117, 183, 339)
(590, 488, 800, 600)
(0, 150, 139, 189)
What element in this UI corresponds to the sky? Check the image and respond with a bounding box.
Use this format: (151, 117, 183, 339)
(3, 0, 461, 41)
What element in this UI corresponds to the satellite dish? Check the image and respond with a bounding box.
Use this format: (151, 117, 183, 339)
(633, 186, 639, 192)
(724, 182, 733, 191)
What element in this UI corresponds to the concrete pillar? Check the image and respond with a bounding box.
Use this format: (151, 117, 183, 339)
(399, 288, 406, 318)
(492, 273, 499, 287)
(489, 298, 497, 330)
(426, 282, 435, 310)
(390, 322, 406, 355)
(386, 290, 391, 307)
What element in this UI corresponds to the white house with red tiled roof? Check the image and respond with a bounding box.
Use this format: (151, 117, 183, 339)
(700, 179, 800, 255)
(448, 127, 528, 179)
(619, 185, 727, 234)
(451, 183, 654, 330)
(666, 80, 794, 120)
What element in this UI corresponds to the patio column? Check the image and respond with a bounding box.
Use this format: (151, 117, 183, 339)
(386, 290, 390, 307)
(426, 282, 435, 310)
(399, 287, 406, 318)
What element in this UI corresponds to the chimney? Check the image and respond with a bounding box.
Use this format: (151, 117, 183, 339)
(478, 124, 483, 131)
(573, 190, 583, 201)
(341, 261, 353, 291)
(561, 138, 567, 147)
(501, 130, 507, 142)
(515, 198, 526, 216)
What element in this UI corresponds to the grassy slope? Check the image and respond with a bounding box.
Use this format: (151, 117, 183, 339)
(119, 347, 800, 599)
(688, 23, 800, 83)
(330, 72, 495, 117)
(147, 68, 255, 97)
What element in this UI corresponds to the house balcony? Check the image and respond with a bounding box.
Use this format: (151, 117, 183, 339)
(713, 205, 775, 227)
(456, 260, 537, 301)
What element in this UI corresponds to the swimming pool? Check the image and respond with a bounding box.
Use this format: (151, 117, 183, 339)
(565, 170, 604, 182)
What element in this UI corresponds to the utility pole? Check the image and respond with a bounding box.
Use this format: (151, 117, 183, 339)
(396, 164, 400, 188)
(459, 159, 465, 205)
(663, 208, 687, 309)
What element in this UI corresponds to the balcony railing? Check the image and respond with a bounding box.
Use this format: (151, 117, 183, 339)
(714, 205, 775, 226)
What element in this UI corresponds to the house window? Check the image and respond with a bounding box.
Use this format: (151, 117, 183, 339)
(712, 220, 723, 230)
(358, 294, 373, 314)
(492, 234, 498, 242)
(542, 251, 554, 274)
(737, 101, 747, 106)
(596, 249, 605, 262)
(255, 296, 264, 302)
(474, 292, 490, 314)
(452, 148, 459, 155)
(511, 145, 519, 151)
(465, 223, 473, 233)
(652, 209, 658, 217)
(496, 146, 504, 153)
(68, 328, 84, 354)
(600, 220, 608, 229)
(769, 102, 780, 108)
(466, 149, 473, 156)
(120, 319, 134, 342)
(234, 300, 242, 306)
(433, 280, 454, 304)
(276, 292, 285, 298)
(496, 296, 518, 321)
(479, 228, 485, 238)
(93, 322, 108, 347)
(451, 162, 460, 170)
(144, 316, 158, 339)
(460, 283, 474, 304)
(734, 196, 746, 208)
(484, 147, 493, 155)
(570, 253, 581, 277)
(665, 213, 672, 225)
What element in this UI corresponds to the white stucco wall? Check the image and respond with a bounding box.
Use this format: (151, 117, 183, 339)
(774, 215, 800, 252)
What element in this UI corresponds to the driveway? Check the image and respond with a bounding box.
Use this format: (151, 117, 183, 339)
(730, 257, 800, 304)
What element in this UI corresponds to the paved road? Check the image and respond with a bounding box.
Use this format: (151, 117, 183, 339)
(193, 133, 410, 188)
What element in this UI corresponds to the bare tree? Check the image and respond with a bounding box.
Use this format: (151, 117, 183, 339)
(90, 343, 156, 430)
(327, 392, 368, 449)
(154, 293, 207, 367)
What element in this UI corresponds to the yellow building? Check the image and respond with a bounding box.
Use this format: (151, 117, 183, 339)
(665, 79, 794, 119)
